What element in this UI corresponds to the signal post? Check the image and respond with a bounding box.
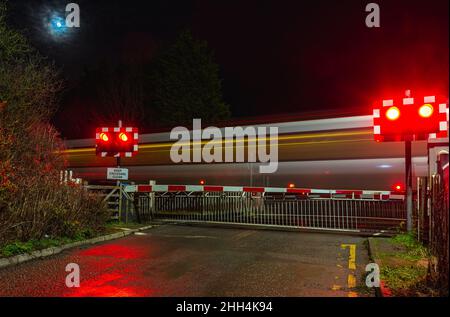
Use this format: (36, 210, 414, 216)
(95, 121, 139, 221)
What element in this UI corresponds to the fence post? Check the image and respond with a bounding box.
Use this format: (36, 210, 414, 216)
(149, 180, 156, 218)
(118, 184, 123, 223)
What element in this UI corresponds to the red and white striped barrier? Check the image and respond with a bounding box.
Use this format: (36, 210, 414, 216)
(124, 184, 404, 200)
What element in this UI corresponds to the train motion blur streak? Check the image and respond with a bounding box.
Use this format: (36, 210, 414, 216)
(62, 115, 429, 189)
(64, 128, 427, 168)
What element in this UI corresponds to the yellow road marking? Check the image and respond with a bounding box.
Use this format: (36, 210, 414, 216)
(332, 285, 341, 291)
(347, 274, 356, 288)
(341, 244, 356, 270)
(339, 244, 359, 297)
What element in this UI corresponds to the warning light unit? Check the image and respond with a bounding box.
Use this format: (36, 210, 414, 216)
(373, 95, 448, 142)
(95, 126, 139, 157)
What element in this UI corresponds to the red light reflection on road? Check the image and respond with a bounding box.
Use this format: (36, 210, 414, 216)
(64, 272, 153, 297)
(65, 243, 153, 297)
(78, 243, 143, 259)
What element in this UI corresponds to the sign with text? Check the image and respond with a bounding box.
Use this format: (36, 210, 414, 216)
(107, 168, 129, 180)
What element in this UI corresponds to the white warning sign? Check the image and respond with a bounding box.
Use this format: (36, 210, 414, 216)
(107, 168, 129, 180)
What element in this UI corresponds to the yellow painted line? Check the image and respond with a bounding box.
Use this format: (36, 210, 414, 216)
(336, 244, 359, 296)
(347, 274, 356, 288)
(341, 244, 356, 270)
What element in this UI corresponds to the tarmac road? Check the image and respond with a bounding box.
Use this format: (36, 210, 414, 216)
(0, 225, 374, 297)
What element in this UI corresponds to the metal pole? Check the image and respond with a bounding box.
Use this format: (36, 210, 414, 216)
(117, 119, 123, 221)
(405, 139, 413, 232)
(116, 156, 122, 222)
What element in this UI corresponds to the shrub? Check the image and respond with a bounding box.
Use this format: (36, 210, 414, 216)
(0, 1, 110, 247)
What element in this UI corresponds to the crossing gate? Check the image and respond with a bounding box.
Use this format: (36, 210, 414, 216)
(84, 185, 134, 221)
(123, 185, 406, 234)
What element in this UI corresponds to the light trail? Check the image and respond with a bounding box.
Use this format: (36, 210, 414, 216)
(63, 129, 372, 154)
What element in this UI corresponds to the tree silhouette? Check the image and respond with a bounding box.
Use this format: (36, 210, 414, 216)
(150, 30, 230, 127)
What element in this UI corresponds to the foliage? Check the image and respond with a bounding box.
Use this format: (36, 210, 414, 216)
(70, 60, 148, 132)
(390, 233, 429, 260)
(54, 29, 231, 138)
(1, 228, 98, 258)
(0, 0, 110, 247)
(0, 3, 62, 132)
(380, 265, 428, 295)
(149, 30, 230, 126)
(374, 234, 435, 296)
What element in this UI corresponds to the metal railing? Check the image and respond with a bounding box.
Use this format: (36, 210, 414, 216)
(84, 185, 134, 221)
(135, 192, 406, 233)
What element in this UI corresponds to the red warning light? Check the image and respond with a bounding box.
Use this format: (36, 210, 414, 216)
(96, 127, 139, 157)
(418, 104, 433, 118)
(99, 132, 109, 142)
(392, 183, 404, 192)
(373, 95, 448, 142)
(119, 132, 129, 142)
(386, 106, 400, 121)
(200, 180, 205, 185)
(288, 183, 295, 188)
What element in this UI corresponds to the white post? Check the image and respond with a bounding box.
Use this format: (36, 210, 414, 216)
(149, 180, 156, 216)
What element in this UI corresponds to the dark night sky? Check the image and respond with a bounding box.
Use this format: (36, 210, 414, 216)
(7, 0, 449, 137)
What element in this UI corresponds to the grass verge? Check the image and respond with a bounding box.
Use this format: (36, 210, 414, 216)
(1, 221, 153, 258)
(1, 228, 114, 258)
(374, 233, 438, 296)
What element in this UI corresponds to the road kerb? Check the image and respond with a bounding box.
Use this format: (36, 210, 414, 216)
(0, 225, 153, 270)
(367, 237, 392, 297)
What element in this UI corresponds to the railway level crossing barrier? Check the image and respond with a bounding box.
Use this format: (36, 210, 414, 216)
(109, 184, 407, 234)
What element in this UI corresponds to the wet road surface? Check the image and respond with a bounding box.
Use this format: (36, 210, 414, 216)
(0, 225, 373, 297)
